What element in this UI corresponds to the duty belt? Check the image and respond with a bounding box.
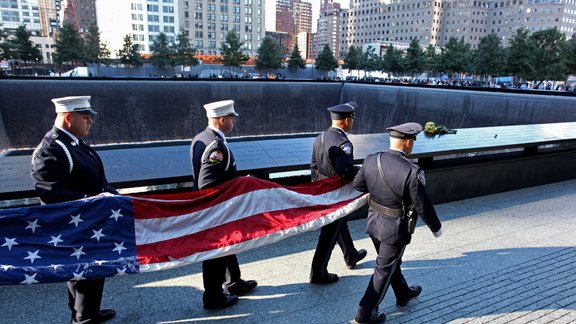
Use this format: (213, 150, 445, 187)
(367, 197, 403, 218)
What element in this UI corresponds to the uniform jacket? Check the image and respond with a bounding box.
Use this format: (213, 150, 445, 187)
(190, 127, 238, 190)
(353, 149, 442, 245)
(31, 127, 118, 204)
(311, 127, 357, 181)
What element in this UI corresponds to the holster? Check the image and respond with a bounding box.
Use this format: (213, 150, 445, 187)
(406, 209, 417, 234)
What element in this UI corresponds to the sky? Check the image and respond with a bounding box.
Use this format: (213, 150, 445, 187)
(265, 0, 348, 33)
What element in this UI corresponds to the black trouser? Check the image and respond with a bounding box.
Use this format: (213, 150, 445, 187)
(310, 217, 359, 279)
(356, 236, 410, 321)
(68, 278, 105, 324)
(202, 254, 242, 301)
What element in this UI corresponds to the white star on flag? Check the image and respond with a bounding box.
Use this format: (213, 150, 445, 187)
(24, 250, 41, 264)
(72, 271, 86, 281)
(112, 242, 126, 255)
(70, 246, 86, 260)
(2, 237, 18, 250)
(91, 229, 106, 242)
(69, 214, 84, 227)
(94, 260, 108, 265)
(49, 264, 63, 271)
(109, 209, 124, 221)
(21, 273, 39, 285)
(116, 268, 127, 276)
(25, 220, 41, 233)
(48, 234, 64, 247)
(1, 265, 13, 271)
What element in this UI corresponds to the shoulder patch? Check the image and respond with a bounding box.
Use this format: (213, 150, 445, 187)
(340, 143, 352, 155)
(418, 171, 426, 186)
(208, 150, 224, 164)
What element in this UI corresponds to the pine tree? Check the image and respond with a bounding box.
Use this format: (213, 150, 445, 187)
(150, 32, 174, 69)
(255, 36, 283, 76)
(315, 44, 338, 78)
(287, 44, 306, 70)
(172, 30, 199, 67)
(54, 22, 85, 64)
(8, 25, 43, 63)
(117, 35, 142, 67)
(84, 24, 101, 64)
(220, 30, 249, 73)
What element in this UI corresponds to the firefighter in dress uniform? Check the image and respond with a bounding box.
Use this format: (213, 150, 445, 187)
(190, 100, 257, 310)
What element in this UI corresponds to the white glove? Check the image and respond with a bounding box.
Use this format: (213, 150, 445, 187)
(97, 192, 115, 197)
(432, 227, 443, 238)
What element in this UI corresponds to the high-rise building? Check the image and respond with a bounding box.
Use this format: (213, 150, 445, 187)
(315, 0, 341, 58)
(96, 0, 180, 57)
(276, 0, 312, 54)
(60, 0, 97, 35)
(37, 0, 61, 37)
(179, 0, 265, 58)
(340, 0, 576, 56)
(0, 0, 42, 33)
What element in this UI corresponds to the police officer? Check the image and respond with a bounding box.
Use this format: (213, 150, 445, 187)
(190, 100, 257, 310)
(352, 122, 443, 323)
(309, 101, 368, 284)
(31, 96, 117, 323)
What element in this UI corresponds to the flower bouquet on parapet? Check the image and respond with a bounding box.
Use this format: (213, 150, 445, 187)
(424, 121, 457, 137)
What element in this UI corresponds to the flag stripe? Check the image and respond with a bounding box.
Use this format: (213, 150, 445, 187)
(137, 194, 367, 271)
(131, 183, 361, 245)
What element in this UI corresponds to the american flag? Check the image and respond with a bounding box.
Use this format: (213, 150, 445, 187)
(0, 176, 366, 285)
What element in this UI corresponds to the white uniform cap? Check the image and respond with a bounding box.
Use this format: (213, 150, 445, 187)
(51, 96, 97, 115)
(203, 100, 239, 118)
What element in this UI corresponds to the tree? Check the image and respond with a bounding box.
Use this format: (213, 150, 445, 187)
(438, 37, 471, 77)
(117, 35, 142, 67)
(424, 44, 440, 75)
(565, 35, 576, 75)
(361, 45, 380, 76)
(0, 24, 8, 61)
(84, 23, 101, 63)
(7, 25, 43, 63)
(342, 45, 362, 77)
(255, 36, 283, 76)
(404, 38, 426, 78)
(172, 30, 199, 67)
(315, 44, 338, 78)
(99, 41, 112, 66)
(506, 28, 535, 82)
(150, 32, 174, 69)
(220, 30, 249, 73)
(529, 28, 567, 83)
(287, 44, 306, 70)
(381, 44, 404, 77)
(54, 22, 85, 64)
(471, 34, 506, 80)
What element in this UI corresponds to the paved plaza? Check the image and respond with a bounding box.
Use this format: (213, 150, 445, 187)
(2, 179, 576, 324)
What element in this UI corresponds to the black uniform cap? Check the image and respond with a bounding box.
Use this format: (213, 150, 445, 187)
(386, 122, 423, 139)
(327, 101, 358, 120)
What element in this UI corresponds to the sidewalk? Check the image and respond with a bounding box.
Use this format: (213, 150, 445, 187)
(2, 179, 576, 323)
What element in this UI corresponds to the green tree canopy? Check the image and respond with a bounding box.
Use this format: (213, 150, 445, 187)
(54, 22, 85, 64)
(117, 34, 142, 67)
(471, 33, 506, 79)
(404, 38, 426, 77)
(220, 30, 249, 72)
(342, 45, 362, 72)
(565, 35, 576, 75)
(150, 32, 174, 69)
(0, 24, 9, 60)
(315, 44, 338, 77)
(7, 25, 43, 63)
(361, 45, 380, 75)
(506, 28, 535, 81)
(172, 30, 199, 67)
(287, 44, 306, 70)
(424, 44, 440, 75)
(99, 41, 112, 66)
(84, 23, 101, 64)
(438, 36, 471, 76)
(529, 28, 567, 82)
(381, 44, 404, 76)
(255, 36, 283, 75)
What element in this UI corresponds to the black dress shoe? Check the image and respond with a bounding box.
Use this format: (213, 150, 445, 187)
(396, 285, 422, 306)
(97, 309, 116, 322)
(354, 312, 386, 323)
(347, 249, 368, 269)
(310, 273, 339, 284)
(203, 294, 239, 310)
(226, 279, 257, 296)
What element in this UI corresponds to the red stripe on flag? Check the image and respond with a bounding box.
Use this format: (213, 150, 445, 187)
(131, 176, 349, 220)
(135, 197, 359, 265)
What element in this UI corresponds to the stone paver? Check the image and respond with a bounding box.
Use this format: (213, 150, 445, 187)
(1, 179, 576, 323)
